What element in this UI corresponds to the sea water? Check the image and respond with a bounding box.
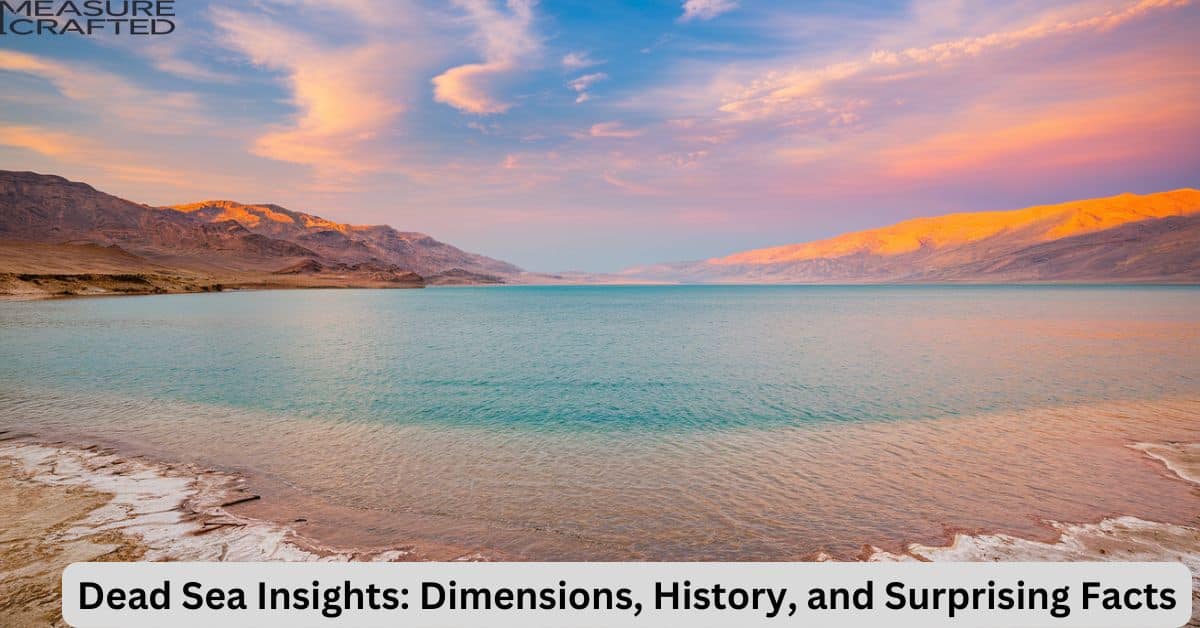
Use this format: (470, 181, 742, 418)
(1, 285, 1198, 559)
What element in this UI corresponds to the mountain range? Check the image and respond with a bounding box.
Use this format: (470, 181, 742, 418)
(167, 200, 520, 279)
(621, 190, 1200, 283)
(1, 169, 1197, 297)
(0, 170, 523, 295)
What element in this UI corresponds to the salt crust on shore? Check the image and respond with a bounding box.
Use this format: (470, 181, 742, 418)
(867, 440, 1199, 560)
(2, 439, 1197, 566)
(0, 442, 410, 562)
(4, 439, 1195, 566)
(1, 438, 1197, 622)
(1132, 442, 1200, 486)
(869, 441, 1200, 624)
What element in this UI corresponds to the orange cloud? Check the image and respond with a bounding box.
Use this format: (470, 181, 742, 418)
(432, 0, 539, 115)
(213, 7, 409, 177)
(0, 124, 207, 190)
(0, 125, 89, 157)
(433, 62, 517, 114)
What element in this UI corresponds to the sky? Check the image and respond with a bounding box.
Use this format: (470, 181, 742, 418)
(0, 0, 1197, 272)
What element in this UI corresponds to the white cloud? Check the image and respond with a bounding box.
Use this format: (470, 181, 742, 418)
(679, 0, 738, 22)
(567, 72, 608, 103)
(562, 51, 603, 70)
(717, 0, 1194, 121)
(432, 0, 540, 114)
(0, 49, 209, 130)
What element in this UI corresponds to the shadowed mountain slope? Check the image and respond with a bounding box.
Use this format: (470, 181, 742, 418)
(0, 171, 521, 288)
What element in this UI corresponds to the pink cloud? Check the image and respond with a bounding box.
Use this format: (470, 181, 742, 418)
(880, 90, 1200, 181)
(434, 62, 518, 114)
(602, 171, 661, 195)
(212, 6, 420, 180)
(0, 50, 208, 129)
(717, 0, 1194, 122)
(432, 0, 539, 115)
(583, 122, 645, 138)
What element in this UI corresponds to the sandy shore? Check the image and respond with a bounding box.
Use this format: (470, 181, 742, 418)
(0, 454, 142, 627)
(1, 437, 1197, 625)
(0, 241, 428, 299)
(0, 440, 429, 627)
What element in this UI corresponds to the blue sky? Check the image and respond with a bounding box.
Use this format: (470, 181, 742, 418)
(1, 0, 1198, 271)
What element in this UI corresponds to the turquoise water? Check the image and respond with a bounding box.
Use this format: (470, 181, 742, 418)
(3, 285, 1198, 430)
(2, 286, 1199, 559)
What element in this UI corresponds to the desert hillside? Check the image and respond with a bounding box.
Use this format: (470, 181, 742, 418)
(0, 170, 523, 295)
(170, 200, 521, 278)
(5, 170, 1197, 292)
(622, 190, 1200, 283)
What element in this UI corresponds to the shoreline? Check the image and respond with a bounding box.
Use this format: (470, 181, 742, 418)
(0, 439, 425, 562)
(0, 274, 427, 300)
(1, 435, 1197, 624)
(5, 280, 1199, 302)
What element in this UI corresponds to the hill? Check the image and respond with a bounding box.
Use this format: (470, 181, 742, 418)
(170, 200, 520, 277)
(0, 170, 523, 295)
(621, 190, 1200, 283)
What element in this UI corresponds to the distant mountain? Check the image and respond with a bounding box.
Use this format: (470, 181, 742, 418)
(621, 190, 1200, 283)
(170, 200, 521, 277)
(0, 170, 521, 284)
(7, 170, 1196, 291)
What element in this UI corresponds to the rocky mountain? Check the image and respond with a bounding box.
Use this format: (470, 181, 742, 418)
(170, 200, 521, 277)
(621, 190, 1200, 283)
(0, 170, 521, 284)
(0, 170, 319, 269)
(6, 170, 1196, 290)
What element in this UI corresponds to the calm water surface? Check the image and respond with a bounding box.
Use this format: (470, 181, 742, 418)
(1, 286, 1198, 558)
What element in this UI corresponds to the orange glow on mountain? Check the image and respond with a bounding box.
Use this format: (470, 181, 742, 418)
(171, 200, 349, 232)
(709, 189, 1200, 266)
